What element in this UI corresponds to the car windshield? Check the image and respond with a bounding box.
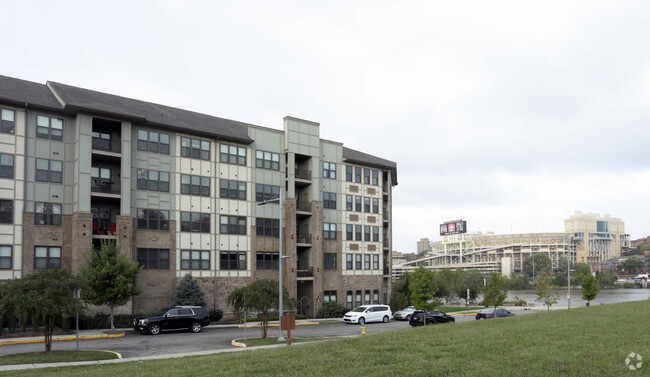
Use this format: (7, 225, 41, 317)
(480, 309, 494, 314)
(351, 307, 368, 313)
(402, 307, 415, 312)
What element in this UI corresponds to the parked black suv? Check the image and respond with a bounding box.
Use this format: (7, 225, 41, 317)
(409, 310, 455, 326)
(133, 306, 210, 335)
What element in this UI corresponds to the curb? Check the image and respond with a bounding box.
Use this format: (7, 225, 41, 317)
(231, 340, 246, 348)
(237, 321, 320, 329)
(0, 332, 125, 346)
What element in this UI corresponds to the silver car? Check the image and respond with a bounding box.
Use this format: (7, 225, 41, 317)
(394, 306, 416, 321)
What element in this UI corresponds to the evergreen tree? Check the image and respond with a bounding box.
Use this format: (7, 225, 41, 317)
(171, 274, 207, 307)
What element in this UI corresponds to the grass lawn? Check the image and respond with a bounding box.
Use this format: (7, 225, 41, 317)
(0, 350, 118, 366)
(1, 300, 649, 376)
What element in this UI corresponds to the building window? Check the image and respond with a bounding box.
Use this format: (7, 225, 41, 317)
(180, 212, 210, 233)
(255, 150, 280, 170)
(323, 192, 336, 209)
(373, 255, 379, 270)
(220, 215, 246, 235)
(181, 250, 210, 270)
(220, 143, 246, 166)
(346, 254, 353, 270)
(356, 290, 362, 307)
(365, 290, 371, 304)
(256, 252, 278, 270)
(345, 166, 353, 182)
(181, 137, 210, 160)
(0, 246, 11, 269)
(0, 200, 13, 224)
(364, 197, 370, 213)
(373, 289, 379, 304)
(355, 225, 362, 241)
(363, 226, 371, 241)
(354, 167, 361, 183)
(137, 130, 170, 154)
(373, 226, 379, 242)
(323, 223, 336, 239)
(137, 248, 170, 269)
(372, 198, 379, 214)
(355, 196, 361, 212)
(364, 169, 370, 184)
(1, 109, 14, 133)
(136, 209, 169, 230)
(36, 115, 63, 140)
(220, 179, 246, 200)
(323, 162, 336, 179)
(324, 253, 337, 269)
(355, 254, 362, 270)
(220, 251, 246, 270)
(346, 224, 353, 241)
(35, 202, 61, 226)
(346, 195, 353, 211)
(324, 290, 337, 303)
(137, 169, 170, 192)
(346, 291, 353, 309)
(35, 159, 62, 183)
(364, 254, 371, 269)
(34, 246, 61, 269)
(372, 170, 379, 186)
(256, 218, 279, 237)
(256, 184, 280, 202)
(0, 154, 14, 178)
(181, 174, 210, 196)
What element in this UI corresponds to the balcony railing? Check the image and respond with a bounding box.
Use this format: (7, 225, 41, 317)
(296, 234, 312, 244)
(296, 201, 312, 212)
(91, 180, 119, 194)
(297, 267, 313, 277)
(294, 168, 311, 180)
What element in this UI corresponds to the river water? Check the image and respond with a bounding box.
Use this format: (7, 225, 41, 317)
(504, 288, 650, 308)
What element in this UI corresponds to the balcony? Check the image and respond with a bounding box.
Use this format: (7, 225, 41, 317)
(297, 267, 314, 278)
(296, 233, 312, 245)
(296, 201, 312, 215)
(91, 179, 119, 195)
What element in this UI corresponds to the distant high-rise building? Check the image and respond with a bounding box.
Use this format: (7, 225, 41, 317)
(417, 238, 431, 253)
(564, 211, 630, 264)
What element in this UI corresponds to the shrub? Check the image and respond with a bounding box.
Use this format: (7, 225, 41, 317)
(209, 309, 223, 322)
(316, 301, 348, 318)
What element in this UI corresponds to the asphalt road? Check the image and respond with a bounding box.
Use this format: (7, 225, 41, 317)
(0, 308, 533, 358)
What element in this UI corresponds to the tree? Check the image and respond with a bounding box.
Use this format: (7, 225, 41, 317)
(596, 269, 618, 287)
(0, 269, 82, 353)
(79, 239, 142, 330)
(171, 274, 206, 307)
(581, 274, 600, 305)
(506, 275, 530, 290)
(227, 279, 294, 339)
(523, 253, 552, 278)
(571, 263, 592, 286)
(617, 257, 644, 275)
(410, 267, 440, 312)
(483, 273, 508, 309)
(553, 273, 568, 287)
(436, 269, 463, 305)
(535, 272, 559, 311)
(390, 272, 412, 312)
(457, 269, 484, 305)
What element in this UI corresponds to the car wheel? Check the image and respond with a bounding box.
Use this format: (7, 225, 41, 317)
(406, 315, 411, 321)
(147, 323, 161, 335)
(383, 315, 389, 323)
(190, 322, 202, 333)
(358, 317, 365, 325)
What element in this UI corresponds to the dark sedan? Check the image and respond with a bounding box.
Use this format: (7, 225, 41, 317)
(475, 308, 515, 320)
(409, 310, 456, 326)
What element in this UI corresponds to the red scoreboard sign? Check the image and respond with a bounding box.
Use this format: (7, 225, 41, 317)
(440, 220, 467, 236)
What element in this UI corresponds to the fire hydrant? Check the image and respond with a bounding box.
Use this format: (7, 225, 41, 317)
(361, 325, 366, 335)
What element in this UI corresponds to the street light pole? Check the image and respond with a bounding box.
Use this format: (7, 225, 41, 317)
(567, 235, 571, 310)
(257, 188, 285, 342)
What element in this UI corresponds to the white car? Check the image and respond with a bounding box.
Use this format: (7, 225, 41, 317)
(343, 305, 393, 324)
(394, 306, 416, 321)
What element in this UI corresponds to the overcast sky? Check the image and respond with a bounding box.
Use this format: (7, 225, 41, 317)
(3, 1, 649, 253)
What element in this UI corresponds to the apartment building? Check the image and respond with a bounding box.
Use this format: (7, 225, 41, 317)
(0, 75, 397, 318)
(564, 211, 630, 264)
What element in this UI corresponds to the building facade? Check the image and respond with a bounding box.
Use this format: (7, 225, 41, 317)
(0, 75, 397, 317)
(564, 211, 630, 264)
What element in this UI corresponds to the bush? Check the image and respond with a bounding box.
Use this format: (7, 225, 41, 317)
(209, 309, 223, 322)
(316, 301, 348, 318)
